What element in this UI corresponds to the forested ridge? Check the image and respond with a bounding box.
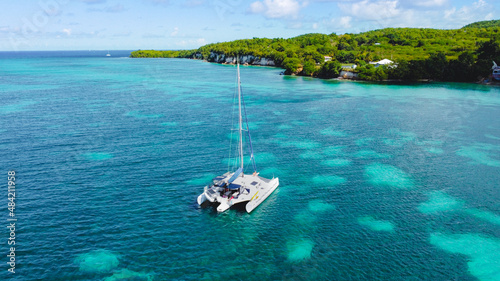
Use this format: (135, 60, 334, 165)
(131, 20, 500, 82)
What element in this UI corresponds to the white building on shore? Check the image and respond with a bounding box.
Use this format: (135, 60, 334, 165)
(370, 59, 394, 67)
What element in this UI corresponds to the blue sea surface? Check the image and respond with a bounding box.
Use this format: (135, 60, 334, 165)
(1, 52, 499, 280)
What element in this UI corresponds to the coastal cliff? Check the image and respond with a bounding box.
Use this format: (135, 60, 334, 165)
(204, 52, 275, 66)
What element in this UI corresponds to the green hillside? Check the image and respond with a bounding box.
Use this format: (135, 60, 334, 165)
(462, 19, 500, 29)
(131, 20, 500, 82)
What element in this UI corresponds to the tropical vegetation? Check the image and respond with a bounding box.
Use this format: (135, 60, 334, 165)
(131, 20, 500, 82)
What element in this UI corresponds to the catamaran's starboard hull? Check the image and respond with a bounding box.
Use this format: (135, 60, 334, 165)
(245, 178, 279, 213)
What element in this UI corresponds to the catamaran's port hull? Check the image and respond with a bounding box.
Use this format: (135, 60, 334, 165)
(197, 193, 206, 205)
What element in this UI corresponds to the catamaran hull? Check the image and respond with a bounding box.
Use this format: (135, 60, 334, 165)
(492, 63, 500, 81)
(493, 72, 500, 81)
(245, 178, 279, 213)
(197, 193, 207, 205)
(217, 202, 231, 212)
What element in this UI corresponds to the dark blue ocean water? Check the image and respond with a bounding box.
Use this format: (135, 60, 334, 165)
(1, 52, 499, 281)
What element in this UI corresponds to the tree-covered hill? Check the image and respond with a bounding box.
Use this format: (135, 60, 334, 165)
(462, 19, 500, 29)
(131, 20, 500, 82)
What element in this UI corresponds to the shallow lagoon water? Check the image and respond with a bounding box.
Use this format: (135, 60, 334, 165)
(364, 163, 414, 189)
(74, 250, 120, 274)
(321, 158, 352, 167)
(418, 190, 464, 214)
(357, 216, 395, 232)
(1, 54, 500, 280)
(430, 233, 500, 280)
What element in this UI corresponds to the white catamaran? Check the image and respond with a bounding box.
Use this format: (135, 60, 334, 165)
(197, 61, 279, 213)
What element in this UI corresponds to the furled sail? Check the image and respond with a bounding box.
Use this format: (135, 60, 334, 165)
(227, 167, 243, 184)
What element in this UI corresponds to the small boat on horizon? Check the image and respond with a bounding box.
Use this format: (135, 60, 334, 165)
(106, 51, 111, 57)
(197, 60, 279, 213)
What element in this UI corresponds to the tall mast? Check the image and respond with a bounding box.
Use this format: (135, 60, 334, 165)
(237, 58, 244, 172)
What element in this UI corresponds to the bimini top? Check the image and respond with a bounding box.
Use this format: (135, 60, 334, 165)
(228, 167, 243, 184)
(227, 183, 242, 190)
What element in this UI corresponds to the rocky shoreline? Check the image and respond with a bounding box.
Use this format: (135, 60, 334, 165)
(188, 53, 496, 85)
(194, 52, 276, 66)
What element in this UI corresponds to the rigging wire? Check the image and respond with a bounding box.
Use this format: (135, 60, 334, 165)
(227, 66, 238, 173)
(240, 85, 257, 173)
(227, 62, 257, 174)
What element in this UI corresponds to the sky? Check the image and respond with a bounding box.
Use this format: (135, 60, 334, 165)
(1, 0, 499, 51)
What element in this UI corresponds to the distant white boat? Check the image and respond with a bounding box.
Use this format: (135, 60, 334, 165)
(197, 60, 279, 213)
(106, 51, 111, 57)
(492, 61, 500, 81)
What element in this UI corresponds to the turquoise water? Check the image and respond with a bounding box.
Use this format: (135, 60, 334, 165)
(1, 53, 500, 280)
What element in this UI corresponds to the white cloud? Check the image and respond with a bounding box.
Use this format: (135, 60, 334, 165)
(444, 0, 494, 27)
(339, 0, 400, 21)
(250, 1, 266, 14)
(171, 27, 179, 36)
(62, 28, 71, 36)
(332, 0, 450, 30)
(413, 0, 447, 7)
(333, 0, 496, 31)
(339, 16, 352, 28)
(444, 8, 455, 18)
(395, 0, 448, 8)
(249, 0, 303, 19)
